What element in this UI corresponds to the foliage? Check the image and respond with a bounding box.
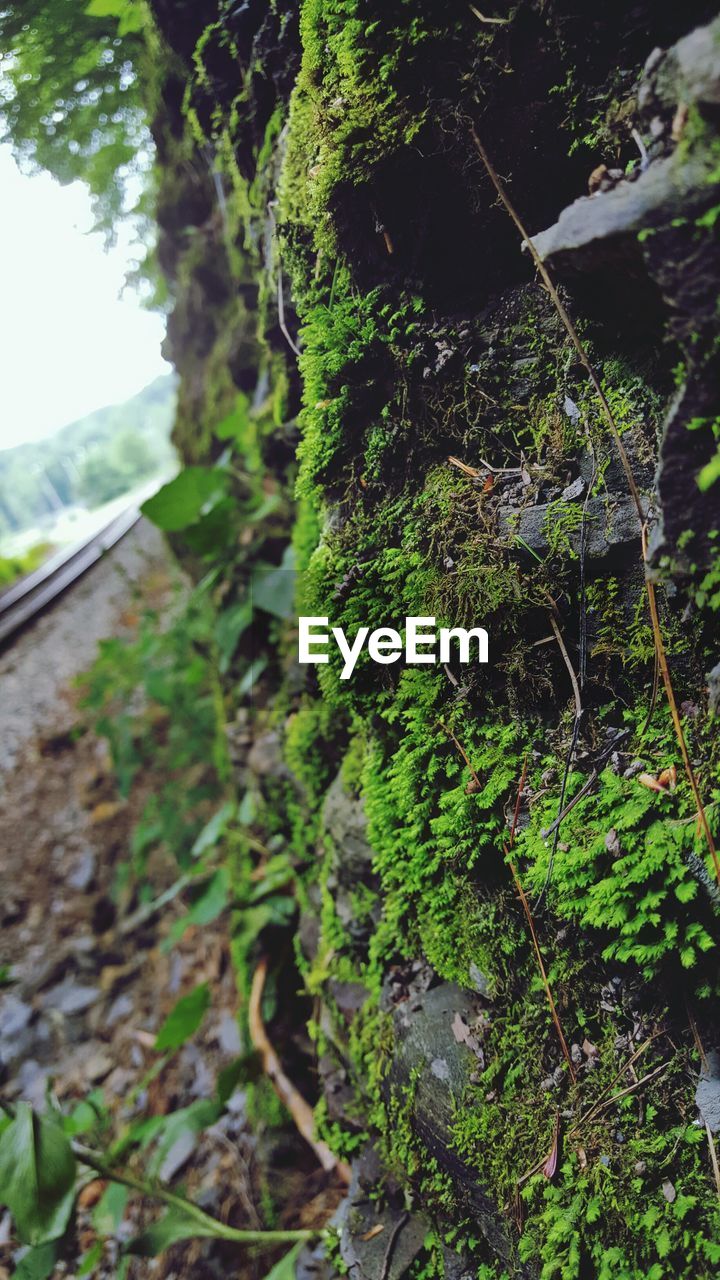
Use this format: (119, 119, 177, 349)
(0, 541, 53, 587)
(0, 1105, 76, 1246)
(0, 0, 152, 238)
(0, 375, 176, 539)
(154, 982, 211, 1051)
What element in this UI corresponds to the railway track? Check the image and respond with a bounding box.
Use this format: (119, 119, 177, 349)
(0, 503, 144, 648)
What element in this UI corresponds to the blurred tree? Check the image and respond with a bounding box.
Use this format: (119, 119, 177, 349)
(0, 0, 152, 239)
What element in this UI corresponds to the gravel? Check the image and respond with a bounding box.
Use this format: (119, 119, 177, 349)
(0, 520, 170, 773)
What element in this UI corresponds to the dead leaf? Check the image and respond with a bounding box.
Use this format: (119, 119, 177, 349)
(465, 778, 482, 795)
(89, 800, 125, 824)
(448, 455, 482, 478)
(482, 474, 494, 493)
(360, 1224, 385, 1242)
(542, 1116, 560, 1180)
(637, 773, 665, 794)
(657, 765, 677, 791)
(662, 1178, 676, 1203)
(604, 828, 621, 856)
(131, 1029, 157, 1050)
(576, 1146, 588, 1171)
(671, 102, 688, 142)
(78, 1180, 106, 1210)
(451, 1011, 485, 1061)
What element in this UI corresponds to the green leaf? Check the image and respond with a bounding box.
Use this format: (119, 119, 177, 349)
(85, 0, 144, 34)
(63, 1099, 101, 1138)
(216, 1054, 259, 1105)
(92, 1181, 129, 1236)
(11, 1241, 60, 1280)
(216, 602, 253, 673)
(77, 1241, 104, 1276)
(238, 657, 268, 698)
(698, 448, 720, 492)
(126, 1209, 214, 1257)
(0, 1104, 77, 1245)
(251, 546, 296, 619)
(141, 469, 226, 532)
(191, 802, 236, 858)
(146, 1099, 221, 1179)
(261, 1243, 304, 1280)
(165, 869, 230, 949)
(85, 0, 126, 16)
(154, 983, 211, 1052)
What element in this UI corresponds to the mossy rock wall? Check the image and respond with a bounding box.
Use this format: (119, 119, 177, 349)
(146, 3, 720, 1276)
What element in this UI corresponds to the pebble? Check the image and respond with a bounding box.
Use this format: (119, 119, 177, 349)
(160, 1130, 197, 1183)
(42, 978, 101, 1016)
(66, 849, 97, 892)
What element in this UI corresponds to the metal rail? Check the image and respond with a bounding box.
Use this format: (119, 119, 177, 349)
(0, 503, 143, 648)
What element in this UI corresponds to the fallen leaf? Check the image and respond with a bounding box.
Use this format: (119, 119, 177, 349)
(360, 1225, 385, 1242)
(447, 455, 481, 478)
(78, 1180, 106, 1210)
(89, 801, 125, 825)
(604, 828, 621, 856)
(576, 1146, 588, 1171)
(637, 773, 665, 794)
(657, 765, 677, 791)
(671, 102, 688, 142)
(465, 778, 482, 795)
(482, 474, 494, 493)
(130, 1029, 157, 1050)
(451, 1011, 485, 1061)
(543, 1117, 560, 1180)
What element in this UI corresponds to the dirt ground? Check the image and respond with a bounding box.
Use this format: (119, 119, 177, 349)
(0, 524, 272, 1279)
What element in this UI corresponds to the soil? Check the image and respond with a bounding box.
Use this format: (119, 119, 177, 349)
(0, 523, 273, 1279)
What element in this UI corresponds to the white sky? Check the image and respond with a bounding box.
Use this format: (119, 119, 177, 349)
(0, 144, 170, 450)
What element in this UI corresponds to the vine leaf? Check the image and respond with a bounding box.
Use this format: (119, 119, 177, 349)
(127, 1208, 214, 1256)
(154, 982, 211, 1053)
(11, 1241, 60, 1280)
(141, 467, 226, 532)
(0, 1104, 77, 1245)
(261, 1243, 304, 1280)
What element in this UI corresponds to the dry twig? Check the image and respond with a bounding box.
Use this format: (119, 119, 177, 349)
(249, 960, 351, 1183)
(470, 126, 719, 888)
(443, 730, 577, 1084)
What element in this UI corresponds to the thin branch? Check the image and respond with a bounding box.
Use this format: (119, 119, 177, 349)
(468, 747, 573, 1085)
(73, 1144, 314, 1246)
(579, 1060, 669, 1121)
(379, 1210, 409, 1280)
(505, 842, 577, 1085)
(277, 259, 302, 358)
(641, 528, 720, 887)
(568, 1032, 665, 1137)
(516, 1032, 665, 1190)
(469, 4, 511, 22)
(438, 719, 482, 788)
(249, 960, 351, 1183)
(549, 613, 582, 721)
(705, 1119, 720, 1202)
(470, 126, 719, 888)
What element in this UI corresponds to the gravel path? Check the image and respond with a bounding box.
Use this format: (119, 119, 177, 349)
(0, 519, 172, 775)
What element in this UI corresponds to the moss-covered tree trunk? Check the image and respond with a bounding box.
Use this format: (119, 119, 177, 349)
(145, 2, 720, 1275)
